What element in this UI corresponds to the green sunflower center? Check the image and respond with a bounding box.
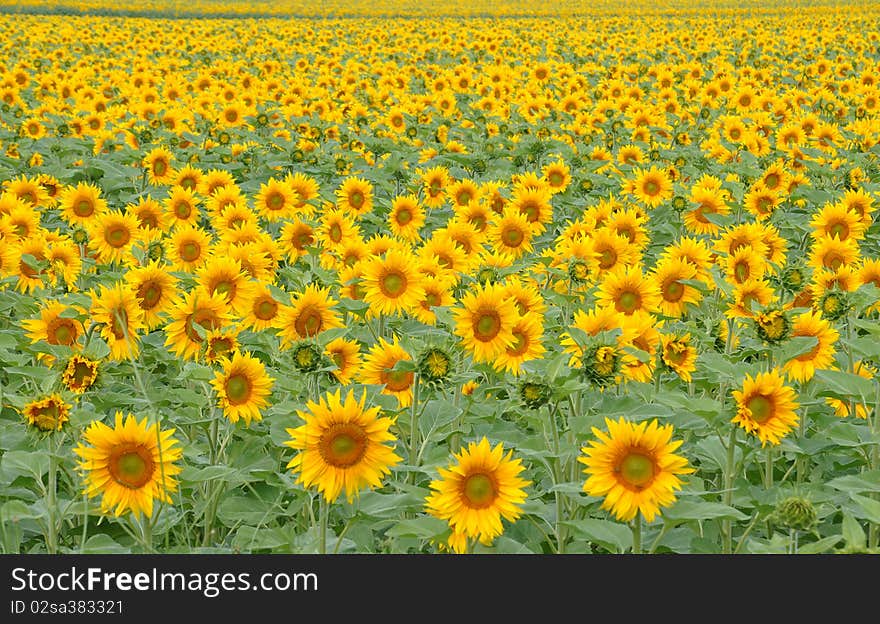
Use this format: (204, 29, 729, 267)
(109, 445, 155, 489)
(747, 395, 773, 423)
(462, 472, 497, 509)
(618, 452, 655, 489)
(74, 199, 94, 217)
(617, 290, 640, 314)
(320, 424, 367, 468)
(381, 271, 407, 298)
(474, 310, 502, 341)
(225, 374, 251, 404)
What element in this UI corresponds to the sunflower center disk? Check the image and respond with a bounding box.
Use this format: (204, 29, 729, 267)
(829, 223, 848, 239)
(181, 242, 200, 262)
(664, 280, 684, 302)
(255, 299, 277, 320)
(52, 322, 75, 345)
(474, 311, 501, 341)
(463, 473, 497, 509)
(320, 425, 367, 467)
(139, 283, 162, 308)
(381, 271, 407, 297)
(746, 395, 773, 423)
(296, 308, 322, 337)
(383, 367, 413, 391)
(110, 446, 155, 489)
(503, 227, 524, 247)
(74, 199, 93, 217)
(618, 291, 640, 313)
(396, 209, 412, 225)
(226, 374, 251, 404)
(618, 452, 655, 489)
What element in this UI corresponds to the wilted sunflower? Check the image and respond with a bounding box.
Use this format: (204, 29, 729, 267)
(74, 412, 182, 517)
(22, 394, 71, 432)
(210, 351, 274, 426)
(580, 417, 694, 523)
(21, 300, 83, 348)
(284, 389, 402, 503)
(90, 282, 145, 361)
(732, 369, 800, 446)
(425, 437, 530, 554)
(324, 337, 362, 385)
(660, 333, 697, 382)
(61, 354, 100, 394)
(164, 289, 234, 361)
(359, 336, 416, 408)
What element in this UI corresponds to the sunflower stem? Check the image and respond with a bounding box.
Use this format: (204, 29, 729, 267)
(318, 497, 329, 555)
(764, 446, 774, 490)
(722, 425, 737, 555)
(548, 402, 566, 554)
(796, 380, 811, 486)
(631, 516, 642, 555)
(46, 440, 59, 554)
(408, 375, 420, 483)
(870, 382, 880, 549)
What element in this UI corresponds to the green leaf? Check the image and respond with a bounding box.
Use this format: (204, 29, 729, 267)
(812, 368, 876, 402)
(798, 535, 842, 554)
(663, 500, 749, 522)
(850, 493, 880, 524)
(778, 335, 819, 363)
(842, 513, 866, 550)
(386, 517, 449, 539)
(1, 450, 49, 481)
(562, 518, 631, 553)
(80, 534, 130, 554)
(828, 472, 880, 494)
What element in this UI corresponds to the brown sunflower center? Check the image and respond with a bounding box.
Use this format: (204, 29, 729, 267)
(71, 360, 96, 386)
(48, 318, 78, 345)
(502, 226, 525, 247)
(734, 262, 750, 283)
(663, 279, 684, 302)
(473, 310, 502, 341)
(185, 309, 220, 343)
(617, 452, 656, 489)
(255, 298, 278, 320)
(380, 270, 407, 298)
(746, 395, 773, 423)
(174, 201, 192, 219)
(462, 472, 497, 509)
(381, 365, 414, 392)
(109, 308, 128, 340)
(643, 180, 660, 196)
(267, 192, 284, 210)
(104, 224, 130, 248)
(599, 248, 617, 270)
(109, 444, 155, 489)
(828, 222, 848, 239)
(294, 305, 323, 337)
(74, 198, 94, 217)
(395, 208, 413, 225)
(349, 190, 365, 209)
(328, 223, 343, 242)
(508, 330, 528, 356)
(152, 160, 167, 176)
(180, 241, 201, 262)
(549, 171, 564, 187)
(225, 374, 252, 404)
(319, 423, 368, 468)
(764, 173, 779, 189)
(138, 282, 162, 309)
(520, 200, 539, 221)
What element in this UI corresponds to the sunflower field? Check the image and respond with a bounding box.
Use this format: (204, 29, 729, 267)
(1, 0, 879, 556)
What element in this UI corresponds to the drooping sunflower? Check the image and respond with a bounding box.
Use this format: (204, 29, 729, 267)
(580, 417, 693, 523)
(125, 261, 178, 330)
(452, 281, 519, 363)
(61, 354, 100, 394)
(783, 309, 839, 382)
(22, 300, 83, 348)
(271, 282, 339, 343)
(74, 412, 182, 517)
(361, 248, 425, 317)
(732, 369, 800, 446)
(660, 333, 697, 382)
(492, 313, 546, 375)
(324, 337, 362, 385)
(359, 336, 416, 408)
(90, 282, 145, 361)
(336, 176, 373, 217)
(22, 394, 71, 432)
(284, 389, 402, 503)
(425, 437, 530, 554)
(210, 351, 274, 426)
(164, 288, 235, 361)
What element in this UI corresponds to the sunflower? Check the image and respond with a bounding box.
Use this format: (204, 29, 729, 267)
(580, 417, 693, 523)
(167, 224, 212, 272)
(542, 159, 571, 194)
(198, 168, 236, 199)
(452, 281, 519, 363)
(732, 369, 800, 446)
(22, 301, 83, 348)
(493, 313, 546, 375)
(12, 235, 51, 293)
(359, 336, 416, 408)
(22, 394, 71, 432)
(510, 184, 553, 232)
(420, 165, 449, 208)
(650, 257, 701, 318)
(277, 284, 343, 348)
(279, 219, 316, 260)
(744, 184, 782, 220)
(164, 289, 235, 361)
(285, 171, 320, 215)
(413, 277, 455, 325)
(128, 196, 168, 232)
(783, 309, 839, 382)
(61, 354, 100, 394)
(586, 228, 640, 276)
(317, 208, 360, 252)
(90, 282, 145, 361)
(808, 235, 861, 272)
(210, 351, 274, 426)
(255, 177, 298, 222)
(425, 437, 530, 553)
(195, 256, 256, 316)
(242, 283, 287, 332)
(810, 202, 865, 242)
(0, 236, 17, 279)
(361, 248, 425, 317)
(284, 388, 401, 503)
(336, 176, 373, 217)
(840, 187, 875, 228)
(324, 337, 362, 385)
(596, 265, 662, 316)
(683, 185, 729, 235)
(726, 278, 777, 319)
(724, 245, 769, 286)
(619, 310, 660, 383)
(203, 328, 241, 365)
(561, 305, 629, 368)
(1, 200, 40, 240)
(163, 186, 201, 228)
(660, 333, 697, 382)
(447, 178, 480, 210)
(388, 194, 425, 241)
(74, 412, 182, 517)
(489, 208, 534, 260)
(86, 210, 140, 265)
(630, 166, 673, 208)
(143, 146, 176, 186)
(59, 182, 107, 227)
